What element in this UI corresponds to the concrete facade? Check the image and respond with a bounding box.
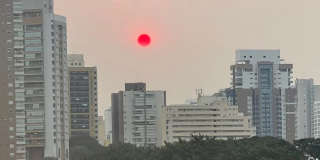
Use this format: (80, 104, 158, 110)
(67, 54, 84, 67)
(111, 83, 166, 147)
(227, 50, 297, 142)
(0, 0, 69, 159)
(313, 101, 320, 138)
(295, 79, 320, 139)
(162, 100, 256, 144)
(68, 67, 98, 139)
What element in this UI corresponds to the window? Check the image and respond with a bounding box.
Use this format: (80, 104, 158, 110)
(9, 101, 13, 104)
(8, 83, 13, 87)
(6, 13, 11, 17)
(244, 56, 246, 58)
(6, 4, 11, 8)
(8, 92, 13, 96)
(7, 39, 12, 43)
(263, 56, 266, 58)
(10, 144, 14, 148)
(7, 31, 12, 35)
(9, 127, 14, 131)
(7, 57, 12, 61)
(7, 22, 11, 26)
(8, 66, 12, 70)
(7, 48, 12, 52)
(8, 74, 13, 79)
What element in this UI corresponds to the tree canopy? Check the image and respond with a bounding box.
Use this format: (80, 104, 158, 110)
(77, 135, 306, 160)
(69, 135, 103, 160)
(294, 138, 320, 159)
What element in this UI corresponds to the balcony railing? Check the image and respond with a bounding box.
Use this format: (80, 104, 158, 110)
(26, 140, 45, 145)
(24, 76, 44, 82)
(25, 97, 44, 103)
(25, 104, 45, 110)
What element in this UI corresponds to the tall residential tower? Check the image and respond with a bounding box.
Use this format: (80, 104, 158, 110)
(67, 54, 98, 139)
(0, 0, 69, 159)
(111, 83, 166, 147)
(226, 50, 297, 142)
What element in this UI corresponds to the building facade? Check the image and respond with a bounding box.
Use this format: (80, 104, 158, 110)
(313, 101, 320, 138)
(104, 108, 112, 144)
(0, 0, 69, 159)
(98, 116, 105, 145)
(67, 54, 84, 67)
(295, 79, 320, 139)
(226, 50, 297, 142)
(68, 66, 98, 139)
(163, 100, 256, 144)
(111, 83, 166, 147)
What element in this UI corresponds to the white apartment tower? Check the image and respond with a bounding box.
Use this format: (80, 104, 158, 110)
(295, 79, 320, 139)
(313, 101, 320, 138)
(104, 108, 112, 143)
(0, 0, 69, 159)
(111, 83, 166, 147)
(227, 50, 297, 142)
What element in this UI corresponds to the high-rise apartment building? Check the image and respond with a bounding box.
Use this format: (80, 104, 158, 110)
(295, 79, 320, 139)
(111, 83, 166, 147)
(0, 0, 69, 159)
(98, 116, 105, 145)
(226, 50, 297, 142)
(104, 108, 112, 144)
(313, 101, 320, 138)
(67, 55, 98, 139)
(163, 100, 256, 144)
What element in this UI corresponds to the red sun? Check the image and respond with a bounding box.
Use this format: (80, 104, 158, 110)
(138, 34, 151, 47)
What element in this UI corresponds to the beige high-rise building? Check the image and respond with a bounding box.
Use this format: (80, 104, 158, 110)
(0, 0, 69, 160)
(67, 55, 98, 139)
(98, 116, 106, 145)
(162, 100, 256, 144)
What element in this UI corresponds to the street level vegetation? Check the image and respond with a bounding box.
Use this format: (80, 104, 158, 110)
(64, 135, 320, 160)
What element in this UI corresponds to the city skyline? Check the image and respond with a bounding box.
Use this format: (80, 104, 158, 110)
(54, 0, 320, 117)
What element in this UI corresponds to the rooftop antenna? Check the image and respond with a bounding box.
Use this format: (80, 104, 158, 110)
(196, 88, 203, 97)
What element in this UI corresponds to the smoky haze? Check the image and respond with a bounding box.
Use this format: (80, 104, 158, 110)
(54, 0, 320, 116)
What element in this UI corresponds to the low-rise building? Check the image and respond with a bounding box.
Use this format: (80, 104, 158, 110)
(162, 100, 256, 144)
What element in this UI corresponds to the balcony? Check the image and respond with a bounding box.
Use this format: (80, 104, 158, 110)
(25, 97, 44, 103)
(26, 133, 45, 139)
(16, 112, 25, 118)
(24, 76, 44, 82)
(25, 90, 44, 97)
(15, 61, 24, 67)
(26, 140, 45, 147)
(25, 104, 45, 110)
(24, 69, 43, 75)
(24, 83, 44, 89)
(16, 147, 26, 154)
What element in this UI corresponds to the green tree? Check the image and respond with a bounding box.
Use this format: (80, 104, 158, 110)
(294, 138, 320, 159)
(69, 136, 103, 160)
(78, 135, 306, 160)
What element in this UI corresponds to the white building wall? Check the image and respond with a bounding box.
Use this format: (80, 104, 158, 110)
(295, 79, 316, 140)
(313, 101, 320, 138)
(43, 12, 56, 158)
(104, 108, 112, 142)
(122, 91, 165, 147)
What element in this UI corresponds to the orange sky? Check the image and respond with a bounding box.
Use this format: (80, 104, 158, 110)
(54, 0, 320, 116)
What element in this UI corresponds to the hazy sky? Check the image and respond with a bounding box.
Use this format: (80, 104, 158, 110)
(54, 0, 320, 116)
